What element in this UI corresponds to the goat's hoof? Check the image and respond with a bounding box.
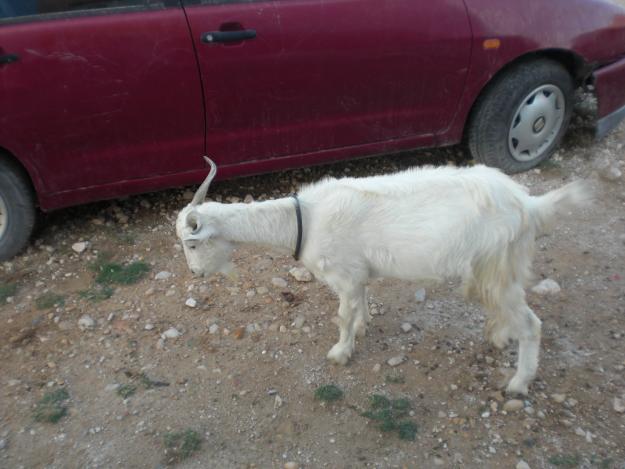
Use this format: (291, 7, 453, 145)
(327, 344, 351, 365)
(505, 377, 529, 396)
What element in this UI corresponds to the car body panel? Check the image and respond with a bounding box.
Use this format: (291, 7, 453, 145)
(439, 0, 625, 145)
(594, 55, 625, 137)
(183, 0, 471, 167)
(0, 6, 205, 203)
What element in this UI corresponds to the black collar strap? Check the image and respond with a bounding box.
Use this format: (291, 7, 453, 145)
(291, 194, 303, 261)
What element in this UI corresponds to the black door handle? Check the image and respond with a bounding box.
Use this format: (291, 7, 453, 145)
(201, 30, 256, 44)
(0, 53, 19, 65)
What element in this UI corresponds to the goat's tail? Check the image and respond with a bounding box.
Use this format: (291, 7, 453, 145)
(529, 180, 592, 234)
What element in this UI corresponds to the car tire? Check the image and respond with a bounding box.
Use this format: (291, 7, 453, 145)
(467, 59, 575, 173)
(0, 158, 36, 261)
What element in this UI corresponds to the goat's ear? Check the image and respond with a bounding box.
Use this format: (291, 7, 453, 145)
(183, 211, 214, 240)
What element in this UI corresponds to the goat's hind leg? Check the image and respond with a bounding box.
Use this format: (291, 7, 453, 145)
(485, 288, 542, 395)
(327, 285, 366, 365)
(506, 304, 542, 395)
(353, 287, 370, 337)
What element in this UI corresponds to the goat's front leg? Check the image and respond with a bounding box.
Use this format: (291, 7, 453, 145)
(353, 287, 370, 337)
(327, 285, 366, 365)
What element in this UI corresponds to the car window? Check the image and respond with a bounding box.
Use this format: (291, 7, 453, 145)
(0, 0, 175, 20)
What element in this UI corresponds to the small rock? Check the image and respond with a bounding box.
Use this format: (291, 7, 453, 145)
(503, 399, 524, 412)
(614, 397, 625, 413)
(256, 286, 269, 295)
(279, 325, 287, 333)
(233, 326, 246, 339)
(289, 267, 313, 282)
(516, 461, 531, 469)
(284, 463, 299, 469)
(531, 278, 561, 295)
(271, 277, 288, 288)
(244, 194, 254, 204)
(0, 439, 6, 450)
(274, 395, 283, 409)
(551, 393, 566, 403)
(155, 271, 172, 280)
(144, 323, 154, 331)
(575, 427, 586, 437)
(400, 323, 413, 333)
(372, 363, 381, 373)
(185, 298, 197, 308)
(71, 241, 88, 253)
(78, 315, 96, 330)
(293, 316, 305, 329)
(599, 163, 622, 181)
(387, 355, 405, 367)
(105, 383, 120, 392)
(162, 328, 181, 339)
(209, 324, 219, 334)
(414, 288, 426, 302)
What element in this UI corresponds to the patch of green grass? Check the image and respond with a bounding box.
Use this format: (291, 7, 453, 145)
(79, 285, 114, 302)
(117, 384, 137, 399)
(385, 373, 406, 384)
(548, 453, 581, 467)
(163, 429, 202, 465)
(0, 283, 17, 303)
(33, 388, 69, 423)
(90, 253, 150, 285)
(361, 394, 417, 441)
(35, 292, 65, 310)
(314, 384, 344, 402)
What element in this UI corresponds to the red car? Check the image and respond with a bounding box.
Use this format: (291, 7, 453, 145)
(1, 0, 625, 260)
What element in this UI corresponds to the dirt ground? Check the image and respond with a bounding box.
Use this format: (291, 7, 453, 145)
(1, 102, 625, 468)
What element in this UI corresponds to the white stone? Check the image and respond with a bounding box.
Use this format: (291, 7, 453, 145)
(372, 363, 381, 373)
(400, 323, 413, 333)
(209, 324, 219, 334)
(387, 355, 405, 367)
(271, 277, 288, 288)
(531, 278, 561, 295)
(293, 316, 305, 329)
(614, 397, 625, 413)
(551, 393, 566, 403)
(289, 267, 313, 282)
(516, 461, 531, 469)
(185, 298, 197, 308)
(162, 328, 181, 339)
(71, 241, 88, 253)
(144, 323, 154, 331)
(78, 315, 96, 330)
(155, 271, 172, 280)
(414, 288, 426, 302)
(256, 286, 269, 295)
(503, 399, 524, 412)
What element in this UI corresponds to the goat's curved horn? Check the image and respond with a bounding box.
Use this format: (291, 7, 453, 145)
(191, 156, 217, 206)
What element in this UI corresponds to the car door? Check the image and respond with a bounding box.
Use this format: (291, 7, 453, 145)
(182, 0, 471, 166)
(0, 0, 205, 198)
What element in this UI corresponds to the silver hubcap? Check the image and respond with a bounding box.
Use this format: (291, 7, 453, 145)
(0, 194, 7, 239)
(508, 84, 565, 162)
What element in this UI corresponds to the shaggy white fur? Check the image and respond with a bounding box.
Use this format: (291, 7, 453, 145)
(177, 161, 590, 395)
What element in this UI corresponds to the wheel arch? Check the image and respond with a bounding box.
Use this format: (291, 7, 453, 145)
(0, 146, 39, 208)
(462, 49, 589, 144)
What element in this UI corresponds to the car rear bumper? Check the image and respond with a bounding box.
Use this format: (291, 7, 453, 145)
(594, 55, 625, 139)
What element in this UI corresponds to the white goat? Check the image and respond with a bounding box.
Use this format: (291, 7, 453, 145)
(176, 158, 589, 395)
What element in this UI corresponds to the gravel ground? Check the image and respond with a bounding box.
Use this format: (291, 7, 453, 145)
(0, 103, 624, 468)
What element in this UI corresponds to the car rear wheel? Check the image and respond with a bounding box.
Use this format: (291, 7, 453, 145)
(467, 59, 575, 173)
(0, 158, 36, 261)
